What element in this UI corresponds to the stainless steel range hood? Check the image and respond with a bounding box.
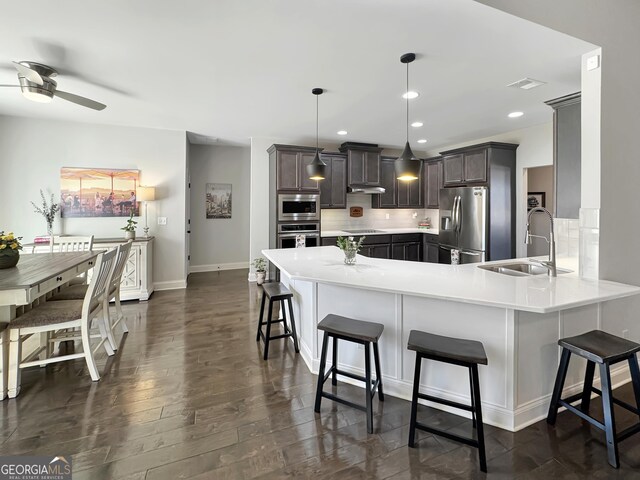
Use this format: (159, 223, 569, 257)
(347, 184, 386, 194)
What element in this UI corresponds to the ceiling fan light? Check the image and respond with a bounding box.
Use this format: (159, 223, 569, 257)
(306, 151, 327, 181)
(395, 142, 421, 181)
(21, 89, 53, 103)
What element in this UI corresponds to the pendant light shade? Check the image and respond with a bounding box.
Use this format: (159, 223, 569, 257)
(307, 87, 326, 181)
(395, 53, 422, 181)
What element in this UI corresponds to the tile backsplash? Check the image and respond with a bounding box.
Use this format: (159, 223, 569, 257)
(321, 193, 439, 231)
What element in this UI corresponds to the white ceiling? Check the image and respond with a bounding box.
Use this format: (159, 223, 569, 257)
(0, 0, 595, 151)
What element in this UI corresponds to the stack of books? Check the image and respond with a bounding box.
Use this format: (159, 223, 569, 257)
(33, 235, 51, 244)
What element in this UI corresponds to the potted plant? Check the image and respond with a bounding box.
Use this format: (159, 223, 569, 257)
(0, 231, 23, 269)
(31, 189, 60, 239)
(337, 236, 365, 265)
(121, 212, 137, 240)
(252, 257, 267, 285)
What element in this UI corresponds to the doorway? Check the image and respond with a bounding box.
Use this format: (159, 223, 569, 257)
(525, 165, 554, 257)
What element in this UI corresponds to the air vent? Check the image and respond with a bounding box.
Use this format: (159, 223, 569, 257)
(507, 78, 546, 90)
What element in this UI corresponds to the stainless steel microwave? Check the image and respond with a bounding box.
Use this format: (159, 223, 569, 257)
(277, 194, 320, 221)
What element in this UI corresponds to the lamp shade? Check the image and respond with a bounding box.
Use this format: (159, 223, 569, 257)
(395, 142, 422, 181)
(306, 151, 327, 181)
(137, 186, 156, 202)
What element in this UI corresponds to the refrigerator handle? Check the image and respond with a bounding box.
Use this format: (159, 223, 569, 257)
(454, 195, 461, 233)
(451, 196, 458, 232)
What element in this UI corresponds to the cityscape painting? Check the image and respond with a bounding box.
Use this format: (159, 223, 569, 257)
(206, 183, 232, 219)
(60, 167, 140, 218)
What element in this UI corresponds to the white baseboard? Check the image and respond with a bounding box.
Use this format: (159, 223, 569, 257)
(248, 272, 257, 282)
(155, 280, 187, 291)
(190, 262, 249, 273)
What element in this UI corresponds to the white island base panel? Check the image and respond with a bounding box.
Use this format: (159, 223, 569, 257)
(283, 275, 632, 432)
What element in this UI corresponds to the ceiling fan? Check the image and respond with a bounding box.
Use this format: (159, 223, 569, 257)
(0, 61, 106, 111)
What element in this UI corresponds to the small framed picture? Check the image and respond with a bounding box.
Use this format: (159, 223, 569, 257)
(527, 192, 546, 211)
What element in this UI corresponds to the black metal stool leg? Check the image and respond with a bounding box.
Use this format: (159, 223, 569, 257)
(287, 298, 299, 353)
(263, 299, 274, 360)
(547, 348, 571, 425)
(408, 353, 422, 448)
(629, 354, 640, 421)
(581, 360, 596, 414)
(280, 300, 290, 334)
(256, 290, 266, 342)
(314, 331, 329, 413)
(364, 341, 373, 434)
(373, 341, 384, 401)
(331, 336, 338, 386)
(599, 363, 620, 468)
(469, 366, 477, 429)
(471, 364, 487, 473)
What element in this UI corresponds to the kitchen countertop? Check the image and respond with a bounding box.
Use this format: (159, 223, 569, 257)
(262, 246, 640, 314)
(322, 227, 439, 237)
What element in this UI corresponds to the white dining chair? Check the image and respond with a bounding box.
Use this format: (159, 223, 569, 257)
(50, 235, 94, 253)
(6, 248, 117, 398)
(0, 323, 7, 400)
(50, 240, 133, 351)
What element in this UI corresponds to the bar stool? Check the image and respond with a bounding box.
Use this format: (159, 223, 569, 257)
(255, 282, 299, 360)
(314, 314, 384, 434)
(547, 330, 640, 468)
(407, 330, 488, 473)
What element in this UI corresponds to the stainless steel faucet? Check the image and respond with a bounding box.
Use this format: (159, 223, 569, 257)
(525, 207, 557, 277)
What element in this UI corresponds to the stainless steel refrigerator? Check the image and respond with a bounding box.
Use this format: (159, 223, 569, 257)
(439, 186, 488, 264)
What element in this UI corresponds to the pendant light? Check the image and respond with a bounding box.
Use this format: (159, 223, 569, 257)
(306, 87, 326, 181)
(395, 53, 422, 181)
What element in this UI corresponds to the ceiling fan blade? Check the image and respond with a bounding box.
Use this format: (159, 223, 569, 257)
(55, 90, 106, 111)
(13, 61, 44, 85)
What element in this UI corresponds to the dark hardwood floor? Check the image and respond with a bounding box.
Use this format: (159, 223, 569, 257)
(2, 269, 640, 479)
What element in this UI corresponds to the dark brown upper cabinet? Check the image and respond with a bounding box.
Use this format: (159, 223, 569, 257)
(423, 157, 443, 209)
(268, 144, 320, 192)
(397, 169, 423, 208)
(319, 153, 347, 209)
(372, 156, 423, 209)
(440, 142, 516, 188)
(339, 142, 383, 186)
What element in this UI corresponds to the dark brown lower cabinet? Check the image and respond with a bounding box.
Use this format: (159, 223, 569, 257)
(321, 234, 420, 262)
(361, 244, 391, 259)
(392, 242, 421, 262)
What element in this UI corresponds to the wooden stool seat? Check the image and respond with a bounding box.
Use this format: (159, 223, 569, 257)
(256, 282, 299, 360)
(317, 314, 384, 342)
(408, 330, 488, 365)
(548, 330, 640, 469)
(314, 314, 384, 434)
(407, 329, 488, 473)
(559, 330, 640, 364)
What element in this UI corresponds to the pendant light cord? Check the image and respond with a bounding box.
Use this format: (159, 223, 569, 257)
(406, 61, 409, 143)
(316, 94, 319, 152)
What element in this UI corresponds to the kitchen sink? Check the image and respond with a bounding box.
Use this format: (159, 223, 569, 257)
(478, 262, 572, 276)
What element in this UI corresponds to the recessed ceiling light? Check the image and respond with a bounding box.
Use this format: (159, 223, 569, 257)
(508, 111, 524, 118)
(410, 122, 423, 128)
(402, 91, 419, 99)
(337, 130, 348, 135)
(417, 139, 427, 144)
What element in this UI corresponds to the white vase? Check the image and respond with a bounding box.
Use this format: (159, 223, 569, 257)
(256, 271, 266, 285)
(125, 231, 136, 240)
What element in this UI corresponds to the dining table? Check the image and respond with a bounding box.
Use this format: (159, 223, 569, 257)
(0, 251, 98, 399)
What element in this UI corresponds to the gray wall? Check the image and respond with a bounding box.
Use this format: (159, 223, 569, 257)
(0, 115, 188, 288)
(475, 0, 640, 340)
(189, 144, 251, 271)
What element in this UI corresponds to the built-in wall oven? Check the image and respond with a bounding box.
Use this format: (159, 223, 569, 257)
(277, 223, 320, 249)
(277, 194, 320, 221)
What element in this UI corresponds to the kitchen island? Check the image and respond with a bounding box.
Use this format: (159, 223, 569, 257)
(263, 246, 640, 431)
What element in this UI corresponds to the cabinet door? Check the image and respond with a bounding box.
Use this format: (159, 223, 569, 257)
(348, 150, 365, 184)
(276, 151, 299, 190)
(298, 152, 320, 191)
(374, 158, 397, 208)
(405, 242, 421, 262)
(425, 161, 442, 208)
(426, 243, 439, 263)
(370, 244, 390, 259)
(359, 245, 372, 258)
(464, 149, 488, 183)
(443, 154, 464, 185)
(321, 236, 337, 246)
(319, 158, 332, 208)
(364, 151, 381, 185)
(330, 156, 347, 208)
(391, 243, 405, 260)
(398, 174, 423, 208)
(120, 246, 141, 291)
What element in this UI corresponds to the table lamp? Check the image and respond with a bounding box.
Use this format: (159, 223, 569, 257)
(137, 186, 156, 238)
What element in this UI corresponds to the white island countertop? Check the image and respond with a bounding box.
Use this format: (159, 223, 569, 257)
(263, 246, 640, 314)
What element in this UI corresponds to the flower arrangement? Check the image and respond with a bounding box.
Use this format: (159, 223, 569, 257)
(336, 236, 365, 265)
(31, 189, 60, 235)
(0, 231, 22, 253)
(121, 212, 137, 232)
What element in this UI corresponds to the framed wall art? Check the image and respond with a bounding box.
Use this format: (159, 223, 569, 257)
(206, 183, 232, 219)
